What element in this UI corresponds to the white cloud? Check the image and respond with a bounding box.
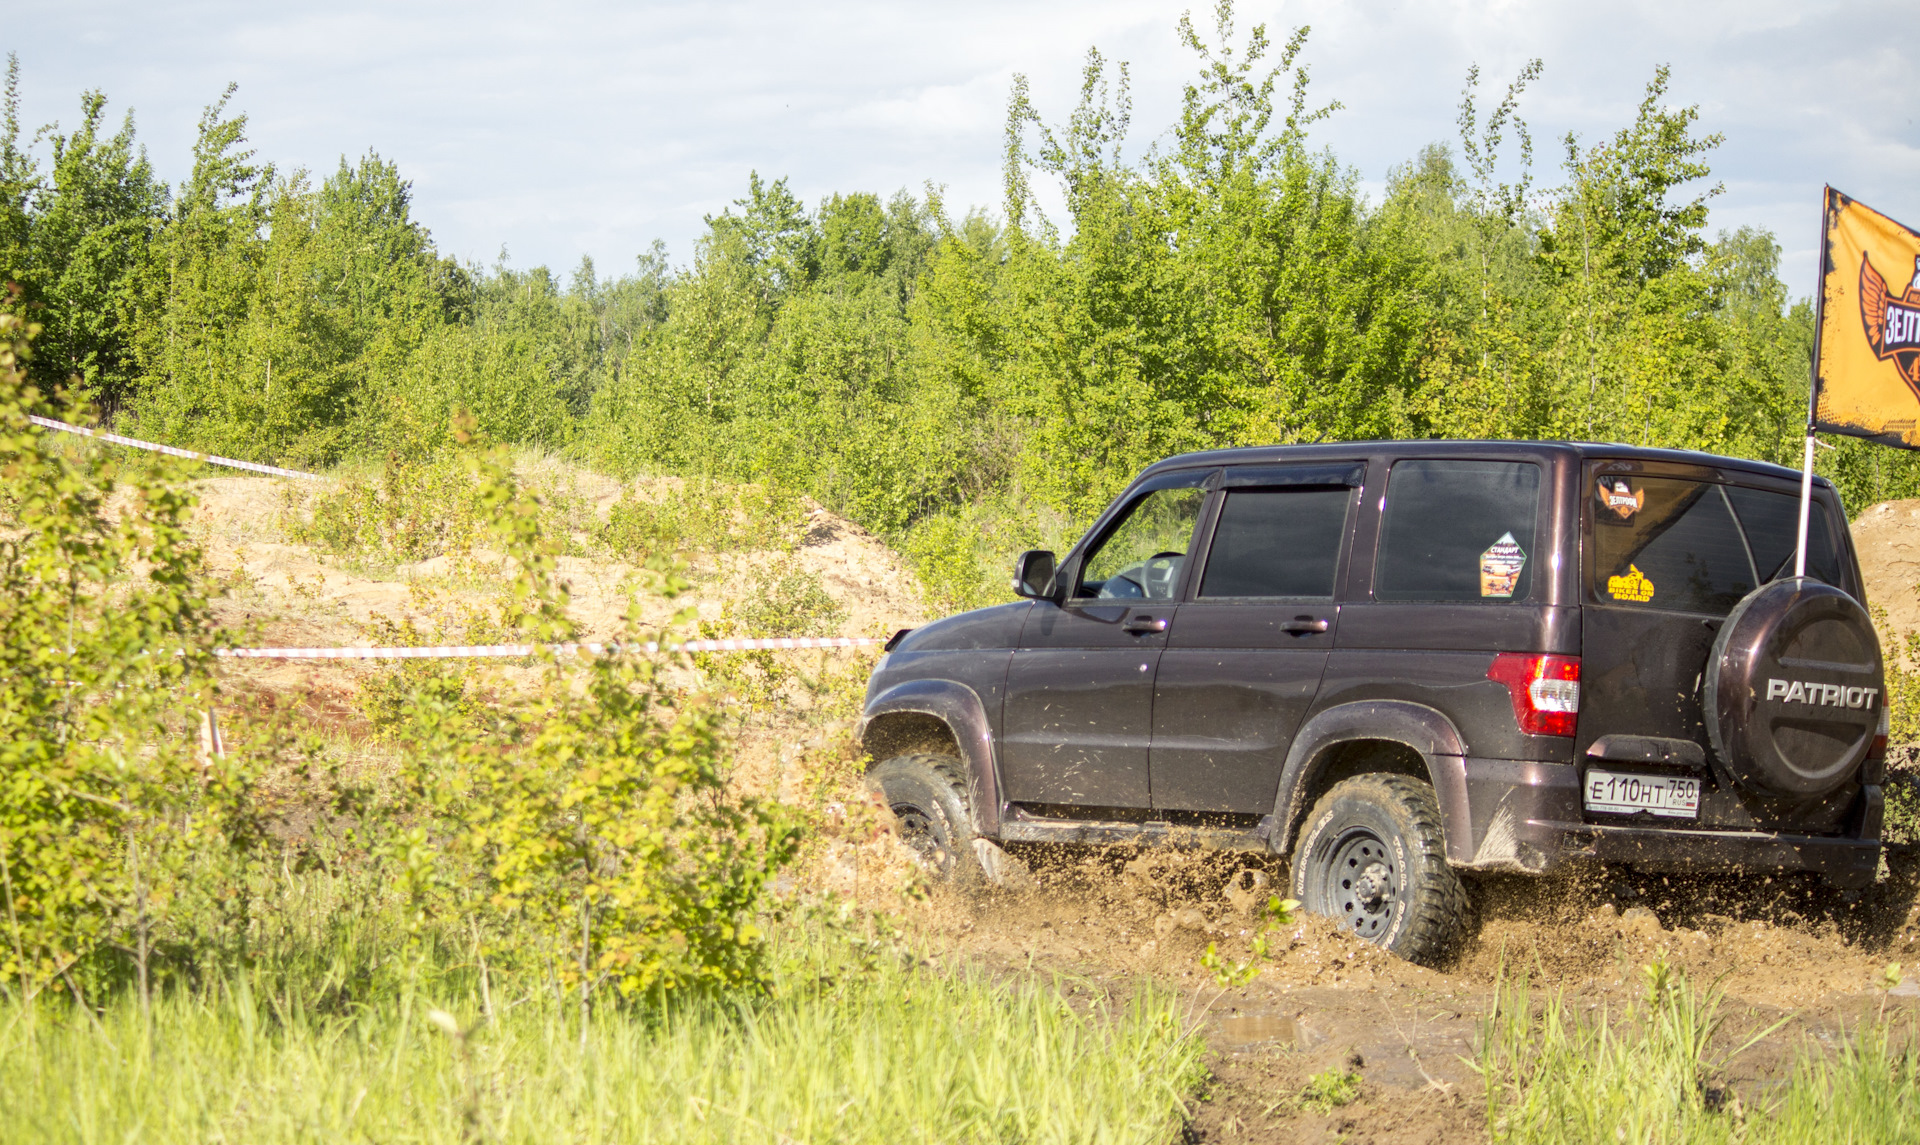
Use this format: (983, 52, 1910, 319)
(10, 0, 1918, 295)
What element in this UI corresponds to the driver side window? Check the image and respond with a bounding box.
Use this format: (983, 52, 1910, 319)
(1076, 485, 1209, 600)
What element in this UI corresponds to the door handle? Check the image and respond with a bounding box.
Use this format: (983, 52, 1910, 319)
(1122, 615, 1169, 634)
(1280, 617, 1330, 634)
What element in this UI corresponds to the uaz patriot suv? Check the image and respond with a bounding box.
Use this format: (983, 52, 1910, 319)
(858, 442, 1888, 964)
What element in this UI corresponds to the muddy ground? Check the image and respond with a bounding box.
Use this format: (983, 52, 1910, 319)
(192, 473, 1920, 1144)
(896, 848, 1920, 1143)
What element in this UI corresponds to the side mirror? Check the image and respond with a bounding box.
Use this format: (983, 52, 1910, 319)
(1012, 550, 1058, 600)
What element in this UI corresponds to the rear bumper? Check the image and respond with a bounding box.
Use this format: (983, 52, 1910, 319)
(1525, 818, 1883, 889)
(1439, 754, 1883, 888)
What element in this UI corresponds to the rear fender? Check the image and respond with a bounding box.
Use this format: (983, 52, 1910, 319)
(1268, 700, 1469, 858)
(858, 679, 1001, 836)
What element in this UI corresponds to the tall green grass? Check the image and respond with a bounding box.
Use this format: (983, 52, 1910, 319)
(0, 921, 1205, 1145)
(1479, 964, 1920, 1143)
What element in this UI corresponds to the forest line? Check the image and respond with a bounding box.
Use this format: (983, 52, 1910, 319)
(1, 7, 1891, 606)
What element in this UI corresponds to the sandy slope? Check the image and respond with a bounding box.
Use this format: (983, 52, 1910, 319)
(189, 472, 927, 651)
(1851, 498, 1920, 645)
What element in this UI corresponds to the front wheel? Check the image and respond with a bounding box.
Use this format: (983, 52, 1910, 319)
(867, 753, 985, 881)
(1290, 774, 1469, 966)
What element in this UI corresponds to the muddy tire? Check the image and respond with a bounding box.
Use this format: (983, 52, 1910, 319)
(1290, 774, 1469, 966)
(868, 753, 984, 881)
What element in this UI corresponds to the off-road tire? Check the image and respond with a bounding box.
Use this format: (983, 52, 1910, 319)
(867, 753, 985, 882)
(1290, 774, 1469, 966)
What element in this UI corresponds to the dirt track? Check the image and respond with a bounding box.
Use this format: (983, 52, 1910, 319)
(196, 474, 1920, 1143)
(884, 847, 1920, 1143)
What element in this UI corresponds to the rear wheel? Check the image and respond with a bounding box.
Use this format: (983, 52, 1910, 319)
(1290, 774, 1469, 966)
(867, 753, 985, 881)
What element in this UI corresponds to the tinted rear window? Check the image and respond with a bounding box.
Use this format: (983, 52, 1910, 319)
(1199, 487, 1351, 598)
(1589, 475, 1842, 614)
(1375, 460, 1542, 602)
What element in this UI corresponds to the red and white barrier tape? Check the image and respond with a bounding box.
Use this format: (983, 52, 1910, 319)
(28, 415, 327, 481)
(216, 636, 884, 660)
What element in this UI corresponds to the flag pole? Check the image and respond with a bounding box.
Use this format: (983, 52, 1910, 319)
(1795, 187, 1833, 580)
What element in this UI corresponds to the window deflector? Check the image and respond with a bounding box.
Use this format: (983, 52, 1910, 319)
(1220, 462, 1365, 489)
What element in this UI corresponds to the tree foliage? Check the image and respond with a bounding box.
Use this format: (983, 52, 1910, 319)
(1, 6, 1887, 609)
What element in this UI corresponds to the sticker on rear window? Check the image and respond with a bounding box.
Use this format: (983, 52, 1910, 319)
(1607, 563, 1656, 602)
(1480, 532, 1526, 598)
(1599, 478, 1644, 520)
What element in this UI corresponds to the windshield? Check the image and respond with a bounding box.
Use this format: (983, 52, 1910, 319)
(1588, 475, 1843, 615)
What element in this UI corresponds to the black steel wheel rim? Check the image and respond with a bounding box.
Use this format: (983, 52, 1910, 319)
(1327, 828, 1399, 940)
(891, 800, 952, 873)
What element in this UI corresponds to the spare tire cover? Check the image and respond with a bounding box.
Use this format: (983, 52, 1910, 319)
(1705, 577, 1884, 798)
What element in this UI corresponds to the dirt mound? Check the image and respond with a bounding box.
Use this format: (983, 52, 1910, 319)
(188, 472, 927, 655)
(1849, 497, 1920, 640)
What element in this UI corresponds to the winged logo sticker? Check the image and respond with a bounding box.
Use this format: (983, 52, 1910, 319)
(1858, 252, 1920, 397)
(1598, 478, 1644, 520)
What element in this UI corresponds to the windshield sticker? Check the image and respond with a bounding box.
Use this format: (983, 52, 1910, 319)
(1607, 564, 1656, 602)
(1480, 532, 1527, 598)
(1599, 478, 1645, 520)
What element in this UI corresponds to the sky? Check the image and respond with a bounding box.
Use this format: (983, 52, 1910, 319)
(10, 1, 1919, 300)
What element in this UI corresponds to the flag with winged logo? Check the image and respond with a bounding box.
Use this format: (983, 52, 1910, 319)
(1811, 188, 1920, 449)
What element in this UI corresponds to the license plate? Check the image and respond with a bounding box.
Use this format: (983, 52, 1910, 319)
(1583, 769, 1701, 819)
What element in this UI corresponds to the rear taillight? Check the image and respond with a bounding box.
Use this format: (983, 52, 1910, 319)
(1487, 653, 1581, 737)
(1866, 706, 1890, 783)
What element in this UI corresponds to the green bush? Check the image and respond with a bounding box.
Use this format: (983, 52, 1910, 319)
(0, 294, 250, 996)
(283, 436, 600, 574)
(284, 449, 491, 567)
(901, 497, 1080, 616)
(378, 447, 800, 1005)
(1298, 1068, 1362, 1112)
(597, 477, 809, 562)
(724, 562, 846, 639)
(694, 561, 852, 712)
(1870, 610, 1920, 843)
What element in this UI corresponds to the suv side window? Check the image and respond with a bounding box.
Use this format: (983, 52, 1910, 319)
(1199, 487, 1351, 598)
(1076, 483, 1210, 600)
(1375, 460, 1542, 602)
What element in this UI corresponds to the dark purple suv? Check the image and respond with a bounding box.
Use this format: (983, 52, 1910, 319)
(858, 442, 1887, 964)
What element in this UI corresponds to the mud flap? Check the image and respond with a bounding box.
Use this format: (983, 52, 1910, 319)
(973, 838, 1034, 889)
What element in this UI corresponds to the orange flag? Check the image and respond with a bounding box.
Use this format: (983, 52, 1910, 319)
(1812, 188, 1920, 448)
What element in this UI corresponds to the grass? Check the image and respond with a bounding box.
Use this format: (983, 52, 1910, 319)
(1478, 962, 1920, 1143)
(0, 916, 1206, 1145)
(1296, 1068, 1361, 1112)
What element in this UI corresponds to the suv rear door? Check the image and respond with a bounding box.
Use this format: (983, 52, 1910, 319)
(1148, 463, 1362, 814)
(1578, 463, 1858, 829)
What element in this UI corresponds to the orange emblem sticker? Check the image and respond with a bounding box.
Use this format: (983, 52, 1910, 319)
(1598, 478, 1644, 520)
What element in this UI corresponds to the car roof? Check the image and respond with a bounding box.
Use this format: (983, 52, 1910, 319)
(1138, 439, 1825, 488)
